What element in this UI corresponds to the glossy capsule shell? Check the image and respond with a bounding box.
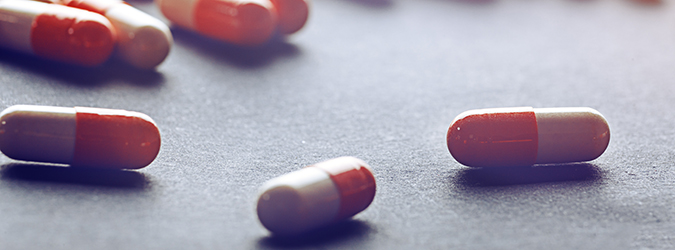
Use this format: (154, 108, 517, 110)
(447, 107, 610, 168)
(257, 156, 376, 235)
(0, 0, 115, 66)
(55, 0, 173, 69)
(0, 105, 161, 169)
(269, 0, 309, 34)
(156, 0, 276, 46)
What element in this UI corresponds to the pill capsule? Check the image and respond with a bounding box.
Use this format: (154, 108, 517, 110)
(0, 0, 115, 66)
(257, 156, 376, 235)
(156, 0, 276, 46)
(269, 0, 309, 34)
(0, 105, 161, 169)
(52, 0, 173, 69)
(447, 107, 610, 168)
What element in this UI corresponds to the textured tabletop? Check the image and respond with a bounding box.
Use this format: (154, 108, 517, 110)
(1, 0, 674, 249)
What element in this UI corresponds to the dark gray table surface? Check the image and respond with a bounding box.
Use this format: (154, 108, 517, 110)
(1, 0, 674, 249)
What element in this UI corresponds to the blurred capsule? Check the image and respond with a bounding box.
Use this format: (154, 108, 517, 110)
(156, 0, 276, 46)
(49, 0, 173, 69)
(0, 0, 115, 66)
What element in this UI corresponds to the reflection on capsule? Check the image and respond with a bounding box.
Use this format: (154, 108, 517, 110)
(257, 156, 376, 236)
(0, 0, 116, 66)
(52, 0, 173, 69)
(447, 107, 610, 168)
(0, 105, 161, 169)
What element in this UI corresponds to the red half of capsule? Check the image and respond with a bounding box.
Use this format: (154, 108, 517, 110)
(72, 107, 161, 169)
(447, 108, 538, 168)
(193, 0, 276, 46)
(31, 8, 116, 66)
(269, 0, 309, 34)
(314, 160, 376, 221)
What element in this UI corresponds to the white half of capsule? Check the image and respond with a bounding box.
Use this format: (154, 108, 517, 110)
(535, 107, 610, 164)
(257, 166, 341, 236)
(104, 4, 173, 69)
(0, 105, 76, 164)
(155, 0, 198, 29)
(0, 0, 39, 53)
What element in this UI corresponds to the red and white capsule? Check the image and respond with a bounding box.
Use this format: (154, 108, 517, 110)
(447, 107, 610, 168)
(256, 156, 376, 235)
(0, 0, 115, 66)
(0, 105, 161, 169)
(156, 0, 277, 46)
(49, 0, 173, 69)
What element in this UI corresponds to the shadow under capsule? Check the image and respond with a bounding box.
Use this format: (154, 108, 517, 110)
(451, 163, 603, 187)
(257, 219, 375, 249)
(0, 162, 151, 189)
(170, 27, 301, 69)
(0, 48, 165, 88)
(339, 0, 394, 8)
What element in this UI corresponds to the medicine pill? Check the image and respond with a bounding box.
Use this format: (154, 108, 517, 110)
(269, 0, 309, 34)
(0, 105, 161, 169)
(0, 0, 115, 66)
(156, 0, 276, 46)
(52, 0, 173, 69)
(257, 156, 376, 235)
(447, 107, 610, 168)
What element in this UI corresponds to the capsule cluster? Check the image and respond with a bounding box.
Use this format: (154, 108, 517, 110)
(0, 0, 173, 68)
(0, 104, 612, 236)
(0, 0, 617, 240)
(0, 0, 310, 68)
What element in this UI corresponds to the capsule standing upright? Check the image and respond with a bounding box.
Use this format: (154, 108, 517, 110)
(0, 0, 116, 66)
(257, 157, 376, 236)
(0, 105, 161, 169)
(48, 0, 173, 69)
(446, 107, 610, 168)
